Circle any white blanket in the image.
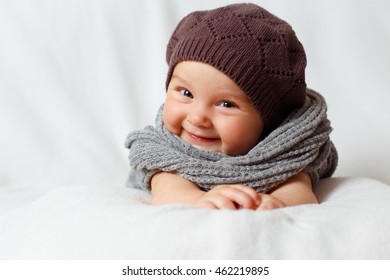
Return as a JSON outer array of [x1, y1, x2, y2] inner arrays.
[[1, 177, 389, 259]]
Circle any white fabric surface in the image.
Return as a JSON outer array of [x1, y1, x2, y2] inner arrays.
[[0, 0, 390, 259], [0, 177, 389, 259]]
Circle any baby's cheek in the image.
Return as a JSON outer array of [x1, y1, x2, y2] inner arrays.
[[220, 129, 244, 153], [162, 105, 182, 135], [221, 124, 259, 155]]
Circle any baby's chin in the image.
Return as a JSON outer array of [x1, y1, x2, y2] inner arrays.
[[178, 136, 223, 154], [184, 140, 222, 153]]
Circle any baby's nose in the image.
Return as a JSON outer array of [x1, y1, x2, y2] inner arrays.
[[187, 104, 212, 128]]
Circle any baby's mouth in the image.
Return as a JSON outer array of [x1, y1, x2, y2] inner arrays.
[[182, 129, 220, 146]]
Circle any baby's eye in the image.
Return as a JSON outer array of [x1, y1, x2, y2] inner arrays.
[[179, 88, 193, 98], [218, 101, 237, 108]]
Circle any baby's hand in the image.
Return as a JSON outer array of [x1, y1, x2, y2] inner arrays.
[[195, 184, 261, 210], [256, 194, 287, 211]]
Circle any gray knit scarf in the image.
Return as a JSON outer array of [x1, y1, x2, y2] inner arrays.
[[125, 89, 338, 193]]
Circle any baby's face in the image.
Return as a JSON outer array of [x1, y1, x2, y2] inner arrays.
[[163, 61, 264, 156]]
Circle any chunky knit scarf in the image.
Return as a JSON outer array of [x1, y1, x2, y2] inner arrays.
[[125, 89, 338, 193]]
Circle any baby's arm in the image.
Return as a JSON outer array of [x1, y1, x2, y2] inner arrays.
[[151, 172, 260, 210], [150, 172, 316, 211], [257, 172, 317, 210]]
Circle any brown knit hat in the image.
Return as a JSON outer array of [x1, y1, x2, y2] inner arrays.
[[166, 3, 307, 132]]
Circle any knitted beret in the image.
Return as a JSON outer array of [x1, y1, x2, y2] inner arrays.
[[166, 3, 307, 132]]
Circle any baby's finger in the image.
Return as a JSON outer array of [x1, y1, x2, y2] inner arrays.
[[223, 185, 261, 207], [197, 194, 238, 210], [197, 200, 218, 209], [256, 194, 286, 211], [209, 195, 240, 210], [217, 187, 259, 209]]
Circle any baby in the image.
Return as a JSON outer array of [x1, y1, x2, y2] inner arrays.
[[125, 3, 338, 211]]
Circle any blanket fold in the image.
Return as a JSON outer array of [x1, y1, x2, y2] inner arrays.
[[125, 89, 338, 193]]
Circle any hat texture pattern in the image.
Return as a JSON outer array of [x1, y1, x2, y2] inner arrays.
[[166, 3, 307, 131]]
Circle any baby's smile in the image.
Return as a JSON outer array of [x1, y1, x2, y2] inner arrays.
[[181, 128, 221, 151]]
